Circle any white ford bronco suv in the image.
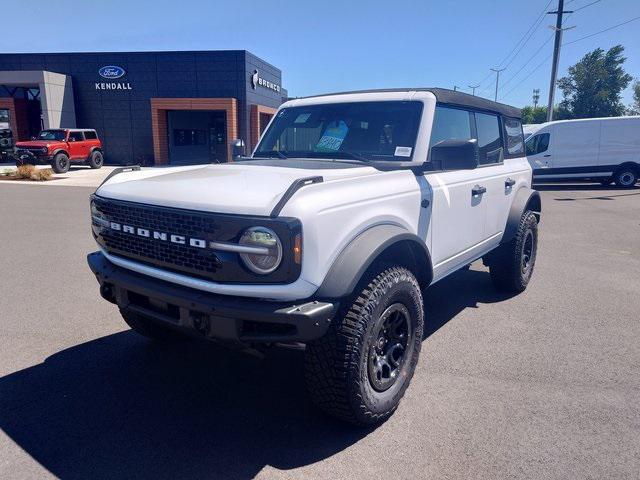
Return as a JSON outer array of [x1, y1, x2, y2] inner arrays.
[[88, 88, 540, 425]]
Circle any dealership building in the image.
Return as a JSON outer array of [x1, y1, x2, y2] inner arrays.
[[0, 50, 285, 165]]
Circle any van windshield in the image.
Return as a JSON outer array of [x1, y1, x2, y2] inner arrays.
[[38, 130, 66, 141], [254, 101, 423, 162]]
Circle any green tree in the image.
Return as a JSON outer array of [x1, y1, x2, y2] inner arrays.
[[521, 105, 570, 123], [557, 45, 632, 118], [628, 80, 640, 115]]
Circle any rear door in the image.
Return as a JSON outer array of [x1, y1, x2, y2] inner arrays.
[[525, 129, 552, 172]]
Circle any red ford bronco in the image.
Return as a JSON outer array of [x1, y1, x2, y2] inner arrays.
[[14, 128, 104, 173]]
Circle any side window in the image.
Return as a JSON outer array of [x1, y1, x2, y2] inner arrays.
[[475, 112, 502, 165], [69, 131, 84, 142], [84, 131, 97, 140], [429, 106, 472, 148], [536, 133, 550, 154], [525, 133, 550, 155], [504, 117, 524, 157]]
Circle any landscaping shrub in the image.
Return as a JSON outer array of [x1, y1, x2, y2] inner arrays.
[[15, 164, 36, 179], [30, 168, 53, 181]]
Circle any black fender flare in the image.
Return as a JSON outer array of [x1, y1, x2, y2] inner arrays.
[[51, 148, 69, 158], [502, 187, 541, 244], [316, 224, 432, 299], [87, 146, 103, 160]]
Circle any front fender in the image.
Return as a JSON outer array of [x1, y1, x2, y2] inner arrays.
[[316, 224, 432, 299]]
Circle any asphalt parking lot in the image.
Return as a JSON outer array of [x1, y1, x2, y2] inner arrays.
[[0, 182, 639, 479]]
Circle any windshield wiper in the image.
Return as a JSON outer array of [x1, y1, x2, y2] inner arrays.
[[335, 151, 371, 163], [255, 150, 288, 159]]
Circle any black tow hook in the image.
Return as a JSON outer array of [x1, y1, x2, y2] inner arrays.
[[99, 283, 116, 304], [191, 312, 211, 337]]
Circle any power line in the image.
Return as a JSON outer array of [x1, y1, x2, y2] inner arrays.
[[571, 0, 602, 13], [564, 15, 640, 45], [472, 0, 553, 88], [496, 0, 554, 69], [500, 54, 553, 100]]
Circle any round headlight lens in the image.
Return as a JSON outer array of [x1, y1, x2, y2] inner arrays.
[[41, 147, 48, 153], [238, 227, 283, 275]]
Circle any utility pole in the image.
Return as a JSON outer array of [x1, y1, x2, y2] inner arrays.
[[533, 88, 540, 108], [490, 68, 506, 102], [468, 83, 481, 96], [453, 85, 458, 91], [546, 0, 573, 121]]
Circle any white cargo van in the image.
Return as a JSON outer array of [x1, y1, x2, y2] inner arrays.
[[526, 116, 640, 187]]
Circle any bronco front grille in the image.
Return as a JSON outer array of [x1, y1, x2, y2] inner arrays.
[[91, 195, 302, 284]]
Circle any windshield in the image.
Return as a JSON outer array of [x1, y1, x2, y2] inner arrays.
[[38, 130, 66, 141], [254, 101, 423, 162]]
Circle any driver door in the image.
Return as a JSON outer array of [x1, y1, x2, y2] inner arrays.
[[423, 106, 490, 280]]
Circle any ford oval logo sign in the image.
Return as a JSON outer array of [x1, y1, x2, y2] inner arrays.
[[99, 66, 126, 79]]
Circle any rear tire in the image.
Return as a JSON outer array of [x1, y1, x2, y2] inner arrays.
[[613, 167, 638, 188], [487, 210, 538, 293], [120, 308, 185, 343], [305, 265, 424, 425], [51, 152, 70, 173], [88, 150, 104, 169]]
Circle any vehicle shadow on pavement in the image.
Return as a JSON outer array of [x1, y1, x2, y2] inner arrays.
[[0, 268, 504, 479], [423, 267, 516, 337], [0, 334, 371, 479]]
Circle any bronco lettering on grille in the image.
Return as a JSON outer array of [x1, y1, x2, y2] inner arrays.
[[108, 222, 206, 248]]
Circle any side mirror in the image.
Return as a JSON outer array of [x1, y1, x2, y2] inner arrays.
[[68, 137, 75, 142], [430, 139, 479, 170], [31, 136, 37, 140], [231, 139, 245, 159]]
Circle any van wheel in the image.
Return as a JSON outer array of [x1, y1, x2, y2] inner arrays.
[[305, 266, 424, 425], [613, 167, 638, 188], [488, 210, 538, 293], [51, 152, 70, 173], [88, 150, 104, 169]]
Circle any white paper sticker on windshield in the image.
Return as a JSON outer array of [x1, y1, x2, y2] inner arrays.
[[395, 146, 412, 157], [294, 113, 311, 124]]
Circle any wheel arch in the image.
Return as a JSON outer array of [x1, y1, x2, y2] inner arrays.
[[316, 224, 433, 299], [614, 162, 640, 174], [51, 148, 70, 158], [502, 187, 541, 244]]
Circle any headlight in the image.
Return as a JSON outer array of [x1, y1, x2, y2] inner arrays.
[[41, 147, 48, 153], [238, 226, 283, 275]]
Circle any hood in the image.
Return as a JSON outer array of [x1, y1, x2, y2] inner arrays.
[[15, 141, 56, 148], [96, 162, 381, 216]]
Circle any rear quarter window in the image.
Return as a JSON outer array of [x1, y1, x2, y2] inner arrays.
[[84, 131, 97, 140], [504, 117, 524, 157]]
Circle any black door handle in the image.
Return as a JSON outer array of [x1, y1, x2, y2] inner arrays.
[[543, 154, 551, 157], [505, 178, 516, 187], [472, 185, 487, 196]]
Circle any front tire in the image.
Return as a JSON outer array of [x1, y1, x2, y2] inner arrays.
[[88, 150, 104, 169], [613, 167, 638, 188], [305, 266, 424, 425], [487, 210, 538, 293], [51, 152, 70, 173]]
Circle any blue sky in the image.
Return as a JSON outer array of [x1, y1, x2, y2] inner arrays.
[[4, 0, 639, 107]]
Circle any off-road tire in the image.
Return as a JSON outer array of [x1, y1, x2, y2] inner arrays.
[[613, 166, 638, 188], [88, 150, 104, 169], [305, 266, 424, 425], [488, 210, 538, 293], [51, 152, 70, 173], [119, 308, 185, 343]]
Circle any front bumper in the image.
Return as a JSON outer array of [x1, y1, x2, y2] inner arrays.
[[87, 251, 337, 343], [14, 151, 52, 164]]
